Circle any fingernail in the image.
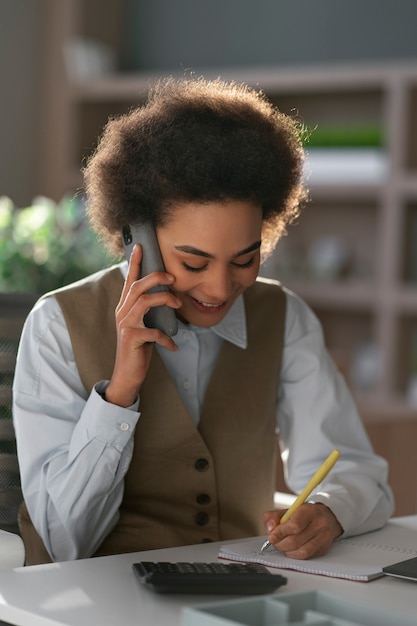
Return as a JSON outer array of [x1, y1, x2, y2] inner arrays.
[[266, 521, 275, 533]]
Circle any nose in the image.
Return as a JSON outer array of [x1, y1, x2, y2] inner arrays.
[[203, 266, 234, 302]]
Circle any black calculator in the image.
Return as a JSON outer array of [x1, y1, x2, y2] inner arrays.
[[132, 561, 287, 594]]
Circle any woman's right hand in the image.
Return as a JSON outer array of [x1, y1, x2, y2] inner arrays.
[[105, 244, 182, 407]]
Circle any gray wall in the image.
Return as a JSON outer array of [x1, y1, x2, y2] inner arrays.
[[124, 0, 417, 70], [0, 1, 42, 206], [2, 0, 417, 205]]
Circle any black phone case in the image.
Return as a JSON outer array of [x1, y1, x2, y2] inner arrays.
[[122, 224, 178, 336]]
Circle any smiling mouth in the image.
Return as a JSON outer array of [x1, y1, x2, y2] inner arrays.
[[191, 297, 227, 310]]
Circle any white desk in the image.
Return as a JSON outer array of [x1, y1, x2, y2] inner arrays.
[[0, 517, 416, 626]]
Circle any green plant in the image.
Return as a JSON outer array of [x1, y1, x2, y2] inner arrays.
[[305, 123, 384, 148], [0, 195, 115, 293]]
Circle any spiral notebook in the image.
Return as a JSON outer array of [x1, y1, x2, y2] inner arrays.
[[219, 519, 417, 582]]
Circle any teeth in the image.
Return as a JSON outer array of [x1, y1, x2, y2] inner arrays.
[[199, 300, 222, 308]]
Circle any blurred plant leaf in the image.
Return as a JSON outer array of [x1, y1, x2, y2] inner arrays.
[[0, 195, 116, 294]]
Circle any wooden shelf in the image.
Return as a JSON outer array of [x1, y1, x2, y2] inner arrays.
[[34, 0, 417, 516], [266, 280, 379, 310], [39, 0, 417, 417], [67, 61, 417, 98]]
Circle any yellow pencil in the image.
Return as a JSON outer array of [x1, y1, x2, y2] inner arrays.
[[260, 449, 341, 553]]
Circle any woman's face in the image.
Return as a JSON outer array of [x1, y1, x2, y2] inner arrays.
[[157, 199, 263, 327]]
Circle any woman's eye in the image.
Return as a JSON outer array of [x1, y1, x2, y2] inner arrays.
[[232, 257, 256, 269], [181, 256, 256, 272], [182, 262, 207, 273]]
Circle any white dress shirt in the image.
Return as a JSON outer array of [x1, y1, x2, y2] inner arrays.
[[13, 264, 394, 561]]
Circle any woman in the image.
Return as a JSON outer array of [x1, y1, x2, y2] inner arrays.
[[13, 77, 393, 565]]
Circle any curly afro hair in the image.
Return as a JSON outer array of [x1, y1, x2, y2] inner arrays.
[[83, 76, 307, 261]]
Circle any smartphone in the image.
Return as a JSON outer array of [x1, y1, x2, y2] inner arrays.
[[122, 223, 178, 337]]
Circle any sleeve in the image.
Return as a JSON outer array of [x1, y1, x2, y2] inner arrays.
[[277, 289, 394, 536], [12, 296, 140, 561]]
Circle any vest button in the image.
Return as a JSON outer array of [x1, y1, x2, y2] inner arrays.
[[194, 511, 210, 526], [196, 493, 211, 506], [194, 458, 209, 472]]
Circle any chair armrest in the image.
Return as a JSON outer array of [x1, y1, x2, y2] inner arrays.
[[0, 529, 25, 568]]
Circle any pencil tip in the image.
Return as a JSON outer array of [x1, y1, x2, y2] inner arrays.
[[260, 540, 270, 554]]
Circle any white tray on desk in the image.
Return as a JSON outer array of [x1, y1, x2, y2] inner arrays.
[[183, 589, 417, 626]]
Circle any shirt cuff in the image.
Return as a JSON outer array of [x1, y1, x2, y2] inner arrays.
[[74, 381, 141, 451], [95, 380, 140, 411]]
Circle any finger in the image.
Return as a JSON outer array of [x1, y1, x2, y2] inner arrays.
[[142, 327, 179, 352], [266, 505, 312, 544], [268, 505, 339, 559], [118, 324, 179, 353], [133, 270, 176, 294], [118, 271, 180, 324], [277, 526, 333, 560], [263, 510, 284, 533], [122, 290, 182, 324], [121, 245, 176, 301], [267, 522, 316, 558], [119, 244, 143, 306]]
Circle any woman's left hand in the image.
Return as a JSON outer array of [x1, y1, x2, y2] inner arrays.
[[262, 503, 343, 559]]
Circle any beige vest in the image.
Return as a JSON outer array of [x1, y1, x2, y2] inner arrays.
[[19, 267, 286, 563]]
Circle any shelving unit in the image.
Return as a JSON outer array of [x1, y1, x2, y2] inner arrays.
[[39, 0, 417, 513]]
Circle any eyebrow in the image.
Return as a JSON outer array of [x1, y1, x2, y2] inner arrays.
[[174, 240, 262, 259]]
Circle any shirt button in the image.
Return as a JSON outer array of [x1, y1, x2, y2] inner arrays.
[[120, 422, 130, 431], [183, 332, 190, 340], [182, 380, 191, 390], [196, 493, 211, 506], [194, 458, 209, 472], [194, 512, 209, 526]]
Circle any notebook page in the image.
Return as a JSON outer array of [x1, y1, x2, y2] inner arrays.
[[219, 520, 417, 581]]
